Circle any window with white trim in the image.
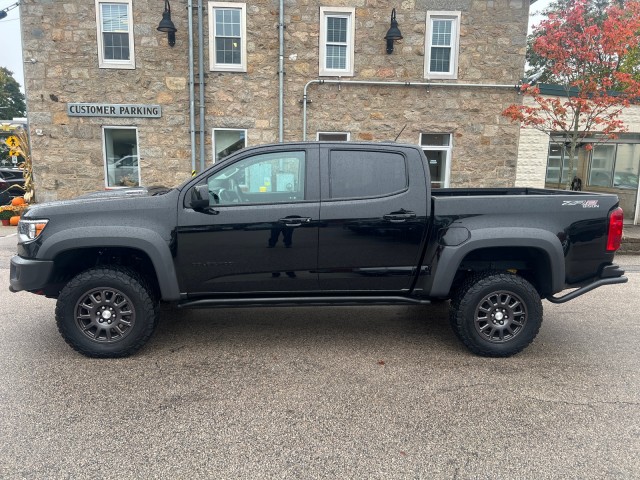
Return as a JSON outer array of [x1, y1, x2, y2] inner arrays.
[[424, 11, 460, 79], [95, 0, 135, 69], [420, 133, 452, 188], [589, 143, 640, 189], [317, 132, 350, 141], [213, 128, 247, 163], [319, 7, 355, 77], [209, 2, 247, 72], [103, 127, 140, 188]]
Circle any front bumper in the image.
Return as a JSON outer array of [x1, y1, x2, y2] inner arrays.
[[546, 264, 628, 304], [9, 255, 55, 293]]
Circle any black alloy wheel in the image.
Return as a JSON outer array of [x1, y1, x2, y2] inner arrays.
[[74, 287, 136, 343], [473, 290, 528, 343]]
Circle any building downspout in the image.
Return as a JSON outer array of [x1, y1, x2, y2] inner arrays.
[[634, 182, 640, 225], [302, 79, 520, 141], [198, 0, 206, 171], [187, 0, 196, 173], [278, 0, 285, 143]]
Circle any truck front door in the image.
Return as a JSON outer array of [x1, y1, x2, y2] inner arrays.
[[176, 146, 320, 295]]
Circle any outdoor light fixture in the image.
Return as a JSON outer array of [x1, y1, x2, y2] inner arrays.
[[0, 2, 20, 21], [157, 0, 177, 47], [384, 8, 403, 54]]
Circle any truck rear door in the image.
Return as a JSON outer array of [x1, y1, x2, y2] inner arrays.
[[317, 145, 429, 292]]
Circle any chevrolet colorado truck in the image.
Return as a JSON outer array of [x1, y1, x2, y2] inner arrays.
[[9, 142, 628, 358]]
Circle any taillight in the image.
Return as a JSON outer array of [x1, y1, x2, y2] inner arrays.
[[606, 207, 624, 251]]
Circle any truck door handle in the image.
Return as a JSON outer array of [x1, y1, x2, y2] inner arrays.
[[278, 216, 312, 227], [383, 212, 416, 223]]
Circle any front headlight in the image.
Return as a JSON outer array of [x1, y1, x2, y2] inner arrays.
[[18, 219, 49, 242]]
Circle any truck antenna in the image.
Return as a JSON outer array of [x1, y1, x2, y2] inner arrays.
[[394, 124, 407, 142]]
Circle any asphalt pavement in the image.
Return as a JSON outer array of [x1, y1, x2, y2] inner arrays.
[[0, 230, 639, 479]]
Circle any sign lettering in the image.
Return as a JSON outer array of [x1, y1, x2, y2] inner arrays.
[[67, 103, 162, 118]]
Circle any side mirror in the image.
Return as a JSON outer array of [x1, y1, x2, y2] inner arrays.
[[190, 184, 210, 210]]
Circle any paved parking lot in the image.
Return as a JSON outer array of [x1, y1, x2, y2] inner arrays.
[[1, 233, 639, 479]]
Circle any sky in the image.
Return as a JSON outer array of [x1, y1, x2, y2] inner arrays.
[[0, 0, 23, 90], [0, 0, 553, 95]]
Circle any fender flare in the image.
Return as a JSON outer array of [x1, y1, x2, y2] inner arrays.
[[428, 227, 565, 298], [38, 226, 181, 301]]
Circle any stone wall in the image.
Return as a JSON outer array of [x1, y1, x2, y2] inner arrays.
[[21, 0, 529, 201]]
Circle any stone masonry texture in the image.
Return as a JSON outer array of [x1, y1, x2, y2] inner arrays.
[[20, 0, 529, 201]]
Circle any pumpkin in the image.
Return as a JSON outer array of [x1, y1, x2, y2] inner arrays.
[[9, 215, 20, 226], [11, 197, 25, 206]]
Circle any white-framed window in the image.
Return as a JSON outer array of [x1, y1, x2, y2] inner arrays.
[[317, 132, 350, 141], [213, 128, 247, 163], [209, 2, 247, 72], [545, 142, 570, 185], [319, 6, 355, 77], [424, 11, 461, 80], [95, 0, 135, 69], [589, 143, 640, 189], [102, 126, 140, 188], [420, 133, 452, 188]]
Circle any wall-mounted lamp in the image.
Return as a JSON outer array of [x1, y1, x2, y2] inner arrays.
[[384, 8, 403, 54], [157, 0, 177, 47]]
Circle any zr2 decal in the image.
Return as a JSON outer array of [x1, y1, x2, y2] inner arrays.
[[562, 200, 600, 208]]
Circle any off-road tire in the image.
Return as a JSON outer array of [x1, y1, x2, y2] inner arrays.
[[55, 267, 159, 358], [450, 271, 542, 357]]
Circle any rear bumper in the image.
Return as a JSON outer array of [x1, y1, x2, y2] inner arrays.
[[9, 255, 54, 293], [546, 264, 627, 304]]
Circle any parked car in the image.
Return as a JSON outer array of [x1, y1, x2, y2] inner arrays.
[[0, 168, 25, 205]]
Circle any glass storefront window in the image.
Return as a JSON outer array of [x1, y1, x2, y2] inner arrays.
[[545, 142, 575, 185], [589, 145, 616, 187], [613, 144, 640, 189], [103, 127, 139, 188]]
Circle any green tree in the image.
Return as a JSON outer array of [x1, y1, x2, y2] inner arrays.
[[0, 67, 26, 119]]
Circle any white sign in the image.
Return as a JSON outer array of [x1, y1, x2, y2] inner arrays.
[[67, 103, 162, 118]]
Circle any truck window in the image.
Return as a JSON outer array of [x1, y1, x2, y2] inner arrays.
[[206, 151, 306, 205], [329, 150, 407, 199]]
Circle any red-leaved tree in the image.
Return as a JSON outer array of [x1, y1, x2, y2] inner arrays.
[[503, 0, 640, 189]]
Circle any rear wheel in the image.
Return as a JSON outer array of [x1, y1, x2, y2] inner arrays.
[[450, 272, 542, 357], [55, 267, 159, 358]]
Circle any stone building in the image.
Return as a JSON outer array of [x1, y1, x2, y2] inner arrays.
[[20, 0, 532, 202]]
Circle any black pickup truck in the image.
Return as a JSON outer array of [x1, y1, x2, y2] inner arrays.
[[9, 142, 628, 358]]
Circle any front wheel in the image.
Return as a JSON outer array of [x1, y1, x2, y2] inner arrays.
[[55, 267, 159, 358], [450, 272, 543, 357]]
